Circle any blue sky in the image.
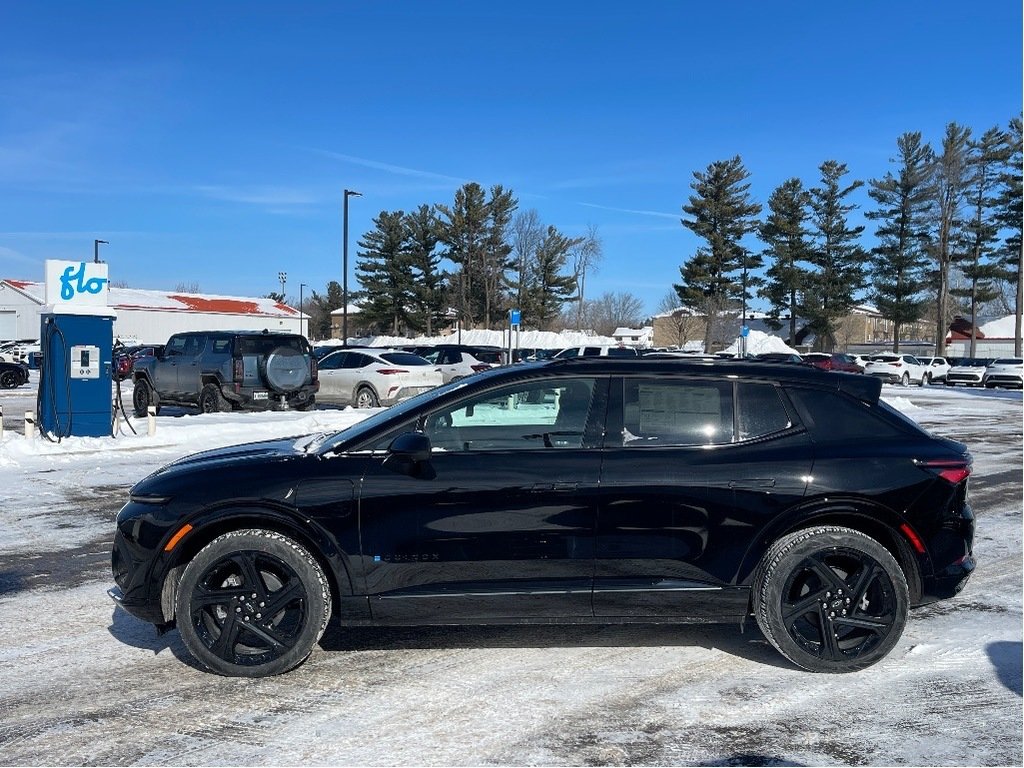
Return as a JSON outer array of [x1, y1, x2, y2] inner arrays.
[[1, 2, 1020, 318]]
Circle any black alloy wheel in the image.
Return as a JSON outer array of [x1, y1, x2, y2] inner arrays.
[[199, 383, 230, 414], [0, 369, 17, 389], [175, 529, 331, 677], [754, 526, 909, 673], [132, 380, 159, 417]]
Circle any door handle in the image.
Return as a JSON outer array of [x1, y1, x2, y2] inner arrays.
[[729, 478, 776, 489], [531, 482, 579, 492]]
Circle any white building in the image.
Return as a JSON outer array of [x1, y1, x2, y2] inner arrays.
[[611, 326, 653, 348], [0, 279, 304, 343]]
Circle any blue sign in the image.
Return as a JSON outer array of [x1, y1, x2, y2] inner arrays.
[[509, 309, 521, 326], [740, 325, 750, 337], [45, 259, 110, 307]]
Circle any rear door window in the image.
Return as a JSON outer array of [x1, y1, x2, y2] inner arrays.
[[621, 378, 734, 446], [737, 383, 792, 440]]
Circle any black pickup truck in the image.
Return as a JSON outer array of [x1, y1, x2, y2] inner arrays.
[[131, 330, 318, 415]]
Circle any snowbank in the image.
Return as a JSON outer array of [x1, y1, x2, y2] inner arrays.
[[347, 329, 618, 349], [721, 329, 800, 356]]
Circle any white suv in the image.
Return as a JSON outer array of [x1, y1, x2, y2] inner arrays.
[[864, 354, 927, 386], [553, 345, 640, 359], [983, 358, 1023, 389], [919, 357, 951, 384]]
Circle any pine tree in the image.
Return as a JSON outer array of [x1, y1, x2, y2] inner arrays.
[[804, 160, 867, 351], [438, 183, 489, 329], [759, 178, 811, 344], [533, 226, 581, 329], [996, 117, 1023, 356], [953, 126, 1011, 357], [866, 133, 934, 352], [309, 281, 343, 340], [928, 123, 973, 355], [404, 204, 446, 335], [674, 156, 762, 352], [355, 210, 416, 335], [482, 184, 518, 329]]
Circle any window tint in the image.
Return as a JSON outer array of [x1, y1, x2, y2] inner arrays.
[[608, 347, 638, 357], [555, 348, 579, 358], [472, 350, 503, 364], [787, 387, 904, 440], [209, 337, 231, 354], [236, 336, 308, 355], [424, 378, 597, 451], [583, 347, 600, 356], [319, 352, 346, 370], [737, 383, 792, 440], [165, 336, 186, 356], [343, 353, 369, 369], [380, 352, 430, 366], [622, 379, 734, 446]]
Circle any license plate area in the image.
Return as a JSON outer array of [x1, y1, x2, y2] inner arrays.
[[253, 391, 269, 401]]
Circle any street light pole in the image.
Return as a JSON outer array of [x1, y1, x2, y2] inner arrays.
[[94, 239, 108, 264], [299, 282, 307, 339], [342, 189, 362, 345], [278, 271, 287, 299]]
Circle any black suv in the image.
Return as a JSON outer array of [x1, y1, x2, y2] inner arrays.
[[131, 330, 318, 416], [111, 358, 974, 677]]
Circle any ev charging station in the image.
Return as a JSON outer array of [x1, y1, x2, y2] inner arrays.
[[37, 260, 115, 438]]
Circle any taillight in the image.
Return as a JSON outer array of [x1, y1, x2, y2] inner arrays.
[[232, 357, 243, 382], [376, 368, 408, 375], [919, 458, 972, 485], [892, 362, 902, 367]]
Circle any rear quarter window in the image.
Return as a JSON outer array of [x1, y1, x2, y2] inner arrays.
[[737, 383, 792, 440], [236, 336, 309, 356], [787, 387, 908, 440]]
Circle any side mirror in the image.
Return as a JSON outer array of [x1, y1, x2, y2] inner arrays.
[[388, 431, 432, 462], [382, 431, 434, 478]]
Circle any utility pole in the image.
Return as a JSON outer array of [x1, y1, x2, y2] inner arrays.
[[94, 239, 108, 264], [342, 189, 362, 345]]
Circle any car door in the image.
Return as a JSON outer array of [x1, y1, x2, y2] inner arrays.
[[177, 333, 208, 401], [316, 351, 349, 403], [356, 375, 608, 621], [157, 334, 188, 398], [594, 375, 812, 619]]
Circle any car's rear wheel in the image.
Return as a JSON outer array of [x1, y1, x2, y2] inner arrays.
[[132, 379, 160, 417], [900, 372, 910, 386], [199, 383, 231, 413], [753, 525, 909, 673], [0, 369, 17, 389], [175, 529, 331, 677], [355, 386, 379, 408]]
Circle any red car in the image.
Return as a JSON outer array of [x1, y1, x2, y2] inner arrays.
[[802, 352, 864, 374]]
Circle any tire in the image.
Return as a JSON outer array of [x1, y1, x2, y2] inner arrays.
[[354, 386, 379, 409], [175, 529, 331, 677], [918, 372, 926, 387], [752, 525, 909, 673], [132, 379, 160, 418], [262, 347, 310, 393], [199, 383, 231, 414], [0, 369, 17, 389], [900, 372, 910, 386]]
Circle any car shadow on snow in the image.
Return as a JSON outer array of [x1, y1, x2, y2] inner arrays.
[[987, 641, 1023, 696], [107, 606, 205, 672], [319, 621, 796, 670]]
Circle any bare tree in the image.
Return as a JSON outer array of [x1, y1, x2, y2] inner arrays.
[[655, 290, 703, 348], [575, 291, 644, 336], [571, 225, 603, 329], [510, 209, 545, 320], [174, 281, 201, 294]]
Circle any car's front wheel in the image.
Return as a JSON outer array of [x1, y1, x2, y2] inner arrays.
[[175, 529, 331, 677], [0, 369, 18, 389], [900, 372, 910, 386], [132, 379, 160, 417], [753, 525, 909, 673]]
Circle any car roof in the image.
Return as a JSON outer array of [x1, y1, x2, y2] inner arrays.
[[485, 357, 884, 404]]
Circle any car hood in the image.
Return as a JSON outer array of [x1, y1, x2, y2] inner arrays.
[[130, 434, 323, 499]]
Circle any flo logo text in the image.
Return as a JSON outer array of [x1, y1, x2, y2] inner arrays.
[[60, 262, 108, 301]]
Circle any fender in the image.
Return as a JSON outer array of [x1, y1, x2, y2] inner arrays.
[[734, 494, 928, 601], [154, 500, 358, 623]]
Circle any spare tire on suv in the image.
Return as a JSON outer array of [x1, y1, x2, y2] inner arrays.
[[261, 346, 311, 392]]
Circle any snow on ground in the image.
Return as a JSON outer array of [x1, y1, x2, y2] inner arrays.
[[334, 328, 619, 350], [0, 375, 1020, 765], [721, 329, 800, 356], [979, 314, 1022, 339]]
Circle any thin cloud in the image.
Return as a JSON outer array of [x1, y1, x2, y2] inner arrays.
[[310, 149, 468, 185], [195, 185, 321, 206], [576, 202, 679, 220]]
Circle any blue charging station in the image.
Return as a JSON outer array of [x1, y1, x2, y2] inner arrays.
[[38, 309, 115, 438]]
